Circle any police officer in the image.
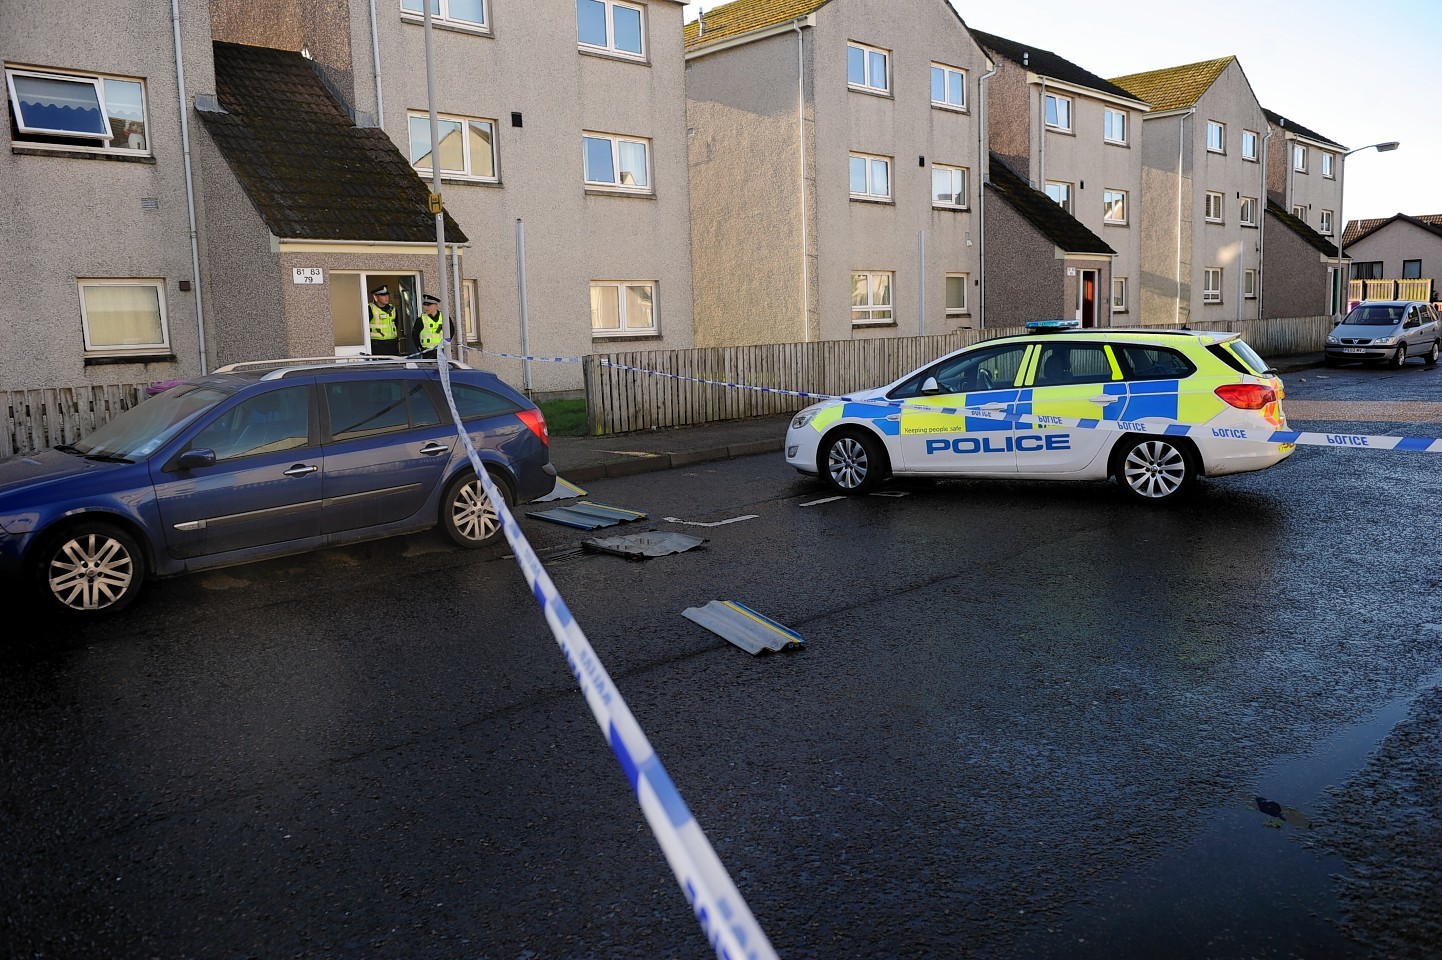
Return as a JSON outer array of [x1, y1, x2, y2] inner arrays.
[[367, 285, 400, 356], [411, 293, 446, 359]]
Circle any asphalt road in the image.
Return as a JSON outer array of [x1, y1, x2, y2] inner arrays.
[[2, 362, 1440, 959]]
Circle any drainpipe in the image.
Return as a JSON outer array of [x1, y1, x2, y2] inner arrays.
[[794, 18, 812, 340], [1259, 128, 1273, 320], [170, 0, 208, 374], [1037, 74, 1046, 189], [977, 60, 996, 328], [1175, 108, 1195, 325], [368, 0, 385, 127], [516, 219, 532, 392]]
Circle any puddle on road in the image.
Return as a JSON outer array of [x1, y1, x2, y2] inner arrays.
[[1013, 665, 1442, 959]]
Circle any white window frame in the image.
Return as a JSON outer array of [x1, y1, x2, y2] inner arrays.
[[1205, 191, 1224, 223], [930, 62, 965, 110], [850, 152, 891, 201], [1322, 152, 1335, 178], [1203, 267, 1223, 304], [1103, 189, 1128, 224], [851, 270, 894, 326], [1293, 143, 1308, 172], [1292, 204, 1306, 221], [1112, 277, 1128, 313], [945, 273, 969, 317], [460, 278, 480, 342], [1045, 93, 1072, 131], [1103, 109, 1127, 144], [6, 66, 150, 156], [1244, 269, 1257, 300], [931, 164, 968, 209], [583, 131, 652, 192], [577, 0, 646, 59], [590, 281, 658, 337], [1240, 196, 1258, 227], [78, 279, 171, 355], [408, 111, 498, 181], [1241, 129, 1259, 161], [1045, 181, 1072, 214], [1206, 120, 1225, 153], [847, 41, 889, 94], [401, 0, 488, 31], [1320, 209, 1334, 235]]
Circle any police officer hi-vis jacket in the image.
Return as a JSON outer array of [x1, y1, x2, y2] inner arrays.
[[412, 294, 445, 358], [367, 285, 400, 356]]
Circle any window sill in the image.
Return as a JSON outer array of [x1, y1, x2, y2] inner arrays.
[[852, 321, 896, 329], [584, 187, 656, 199], [424, 174, 501, 188], [931, 103, 969, 115], [848, 85, 893, 101], [12, 145, 155, 163], [1045, 125, 1075, 137], [84, 352, 177, 366], [850, 196, 894, 206], [399, 14, 492, 38], [578, 46, 650, 67], [1103, 220, 1129, 227], [1103, 139, 1129, 148], [594, 332, 661, 343], [932, 204, 970, 212]]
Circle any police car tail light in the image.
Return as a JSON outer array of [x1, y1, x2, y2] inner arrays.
[[1214, 383, 1277, 410], [517, 408, 549, 445]]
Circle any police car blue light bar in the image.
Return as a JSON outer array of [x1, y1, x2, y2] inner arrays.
[[1025, 319, 1082, 333]]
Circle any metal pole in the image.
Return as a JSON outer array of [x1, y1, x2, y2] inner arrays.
[[423, 3, 450, 348], [516, 218, 532, 393], [918, 230, 926, 336], [171, 0, 208, 374]]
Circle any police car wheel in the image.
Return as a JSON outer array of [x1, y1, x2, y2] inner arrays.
[[36, 521, 147, 615], [822, 430, 887, 495], [1115, 436, 1194, 503], [441, 470, 512, 547]]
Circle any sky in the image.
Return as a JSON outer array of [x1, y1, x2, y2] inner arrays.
[[681, 0, 1439, 227]]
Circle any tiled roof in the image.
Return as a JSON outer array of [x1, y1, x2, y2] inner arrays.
[[970, 30, 1143, 104], [684, 0, 830, 48], [1268, 200, 1339, 257], [1344, 213, 1442, 247], [1262, 108, 1343, 149], [201, 42, 466, 244], [987, 154, 1114, 256], [1109, 56, 1234, 112]]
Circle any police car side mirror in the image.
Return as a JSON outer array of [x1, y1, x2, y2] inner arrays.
[[921, 376, 941, 394]]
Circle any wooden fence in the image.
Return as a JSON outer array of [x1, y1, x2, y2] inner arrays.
[[4, 384, 152, 457], [583, 315, 1336, 435]]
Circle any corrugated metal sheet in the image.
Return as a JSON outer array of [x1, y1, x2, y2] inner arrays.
[[682, 600, 805, 655], [528, 501, 648, 530], [533, 477, 587, 502], [582, 532, 706, 560]]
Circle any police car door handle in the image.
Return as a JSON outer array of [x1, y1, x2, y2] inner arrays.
[[283, 463, 319, 477], [419, 442, 450, 457], [1089, 395, 1121, 405]]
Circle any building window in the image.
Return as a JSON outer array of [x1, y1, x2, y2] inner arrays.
[[1206, 120, 1225, 153], [1242, 129, 1259, 161], [1292, 204, 1306, 220], [932, 164, 967, 208], [1403, 259, 1422, 279], [1320, 209, 1334, 235], [1103, 189, 1128, 224], [1240, 196, 1258, 226], [1112, 277, 1127, 312], [930, 63, 965, 109], [1045, 181, 1072, 214], [1351, 261, 1384, 280], [401, 0, 487, 30], [1293, 143, 1307, 172], [851, 271, 893, 325], [1204, 267, 1223, 303], [847, 42, 889, 94], [583, 132, 650, 191], [577, 0, 645, 58], [78, 280, 170, 354], [460, 278, 479, 342], [409, 112, 497, 180], [850, 152, 891, 200], [6, 67, 148, 154], [1205, 191, 1224, 223], [1045, 93, 1072, 131], [1244, 269, 1257, 299], [1322, 152, 1334, 178], [945, 273, 968, 317], [590, 281, 656, 336], [1104, 109, 1127, 144]]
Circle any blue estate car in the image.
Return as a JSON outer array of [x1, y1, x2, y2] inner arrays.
[[0, 357, 555, 616]]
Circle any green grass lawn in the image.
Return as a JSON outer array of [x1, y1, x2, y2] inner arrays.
[[538, 398, 588, 436]]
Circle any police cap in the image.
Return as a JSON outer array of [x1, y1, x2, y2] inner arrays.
[[422, 294, 441, 305], [370, 285, 389, 296]]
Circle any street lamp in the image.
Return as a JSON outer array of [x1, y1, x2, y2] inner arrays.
[[1338, 140, 1400, 312]]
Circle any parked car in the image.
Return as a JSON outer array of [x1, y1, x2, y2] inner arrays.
[[1324, 300, 1442, 368], [0, 357, 555, 616], [786, 324, 1293, 503]]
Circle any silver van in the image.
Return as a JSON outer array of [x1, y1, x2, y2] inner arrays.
[[1325, 300, 1442, 367]]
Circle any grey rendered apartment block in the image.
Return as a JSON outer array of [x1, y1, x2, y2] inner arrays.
[[971, 30, 1146, 326], [2, 0, 217, 391], [1111, 57, 1276, 326], [684, 0, 990, 346]]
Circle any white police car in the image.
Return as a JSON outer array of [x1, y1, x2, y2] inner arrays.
[[785, 323, 1294, 503]]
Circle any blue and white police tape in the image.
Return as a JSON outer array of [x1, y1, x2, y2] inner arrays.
[[477, 348, 1442, 454], [436, 343, 779, 960]]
